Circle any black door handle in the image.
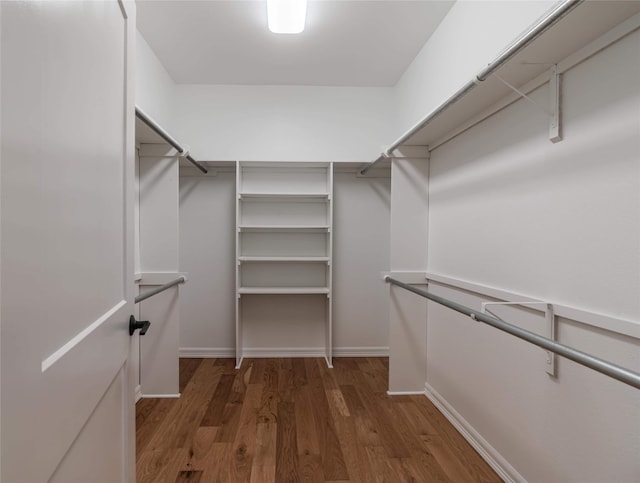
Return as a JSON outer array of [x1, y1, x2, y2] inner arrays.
[[129, 315, 151, 336]]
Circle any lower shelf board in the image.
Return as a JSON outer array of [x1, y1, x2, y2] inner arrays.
[[238, 287, 330, 295]]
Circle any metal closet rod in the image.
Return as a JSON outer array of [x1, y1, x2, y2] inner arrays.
[[360, 0, 584, 176], [384, 276, 640, 390], [135, 276, 186, 304], [135, 106, 208, 174]]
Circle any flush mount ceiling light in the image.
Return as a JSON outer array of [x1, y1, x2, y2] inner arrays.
[[267, 0, 308, 34]]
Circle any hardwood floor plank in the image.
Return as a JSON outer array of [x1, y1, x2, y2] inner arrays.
[[200, 442, 234, 482], [257, 358, 279, 424], [306, 359, 350, 481], [292, 357, 308, 387], [213, 402, 243, 443], [277, 357, 295, 403], [354, 386, 411, 459], [353, 413, 383, 447], [230, 359, 252, 405], [294, 385, 321, 456], [175, 470, 203, 482], [414, 397, 500, 482], [251, 422, 277, 483], [275, 401, 300, 482], [230, 383, 263, 482], [214, 357, 236, 374], [184, 427, 218, 471], [339, 384, 365, 414], [394, 402, 451, 482], [332, 414, 369, 483], [326, 388, 351, 418], [137, 448, 189, 483], [137, 358, 501, 483], [364, 445, 401, 483], [422, 434, 482, 483], [298, 453, 325, 483], [396, 400, 439, 436], [200, 373, 234, 427], [179, 359, 202, 393], [356, 358, 388, 394], [136, 397, 176, 456], [145, 361, 223, 451], [248, 358, 266, 384], [317, 356, 339, 391]]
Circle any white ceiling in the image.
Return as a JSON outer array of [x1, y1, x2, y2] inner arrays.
[[136, 0, 455, 87]]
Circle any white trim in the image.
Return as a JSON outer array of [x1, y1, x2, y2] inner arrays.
[[41, 300, 127, 372], [140, 393, 181, 399], [179, 347, 235, 358], [179, 347, 389, 359], [424, 382, 525, 483], [333, 346, 389, 357], [242, 347, 325, 358], [134, 385, 142, 403], [382, 271, 428, 284], [387, 390, 426, 396], [426, 272, 640, 340], [389, 145, 430, 159]]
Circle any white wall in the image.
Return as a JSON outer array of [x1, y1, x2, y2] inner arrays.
[[178, 168, 391, 356], [136, 27, 396, 163], [392, 0, 555, 142], [423, 30, 640, 482], [135, 30, 175, 133], [332, 169, 391, 354], [178, 170, 236, 354], [172, 85, 395, 163]]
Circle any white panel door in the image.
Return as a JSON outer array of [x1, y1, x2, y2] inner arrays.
[[1, 1, 136, 481]]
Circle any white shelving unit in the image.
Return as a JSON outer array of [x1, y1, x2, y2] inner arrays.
[[235, 161, 333, 368]]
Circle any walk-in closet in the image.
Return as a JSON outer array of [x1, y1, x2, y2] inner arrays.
[[1, 1, 639, 482]]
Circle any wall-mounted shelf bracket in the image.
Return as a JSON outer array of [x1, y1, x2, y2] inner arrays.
[[480, 301, 556, 377], [492, 63, 562, 144], [549, 64, 562, 143]]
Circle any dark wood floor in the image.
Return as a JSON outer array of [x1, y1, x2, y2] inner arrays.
[[136, 357, 501, 482]]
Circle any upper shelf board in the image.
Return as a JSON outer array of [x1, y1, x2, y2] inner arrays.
[[400, 1, 640, 149], [239, 192, 330, 200]]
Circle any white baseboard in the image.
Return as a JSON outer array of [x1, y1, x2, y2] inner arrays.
[[179, 346, 389, 358], [140, 393, 181, 399], [333, 346, 389, 357], [179, 347, 235, 358], [387, 390, 426, 396], [242, 347, 326, 358], [424, 382, 525, 483], [135, 384, 142, 403]]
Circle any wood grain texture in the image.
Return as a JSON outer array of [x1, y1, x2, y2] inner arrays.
[[137, 358, 501, 482]]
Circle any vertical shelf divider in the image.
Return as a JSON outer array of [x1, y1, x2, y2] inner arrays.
[[235, 160, 243, 369]]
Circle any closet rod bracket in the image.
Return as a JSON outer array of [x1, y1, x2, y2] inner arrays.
[[481, 301, 556, 377]]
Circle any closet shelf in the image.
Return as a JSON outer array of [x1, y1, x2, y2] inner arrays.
[[238, 256, 330, 263], [363, 1, 640, 165], [236, 160, 334, 369], [238, 225, 330, 233], [239, 192, 330, 200], [238, 287, 330, 295]]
